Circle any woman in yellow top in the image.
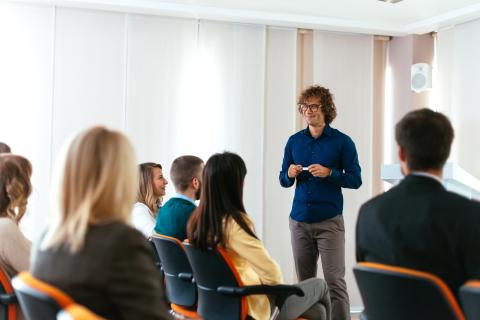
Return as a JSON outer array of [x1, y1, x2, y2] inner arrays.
[[188, 151, 331, 320]]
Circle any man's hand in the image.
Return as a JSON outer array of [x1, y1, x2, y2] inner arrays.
[[288, 164, 303, 179], [308, 164, 332, 178]]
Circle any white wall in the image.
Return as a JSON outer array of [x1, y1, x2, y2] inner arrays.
[[437, 19, 480, 182], [0, 3, 55, 239], [0, 3, 291, 243], [314, 31, 374, 309]]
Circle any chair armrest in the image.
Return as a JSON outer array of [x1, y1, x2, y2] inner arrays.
[[0, 293, 17, 304], [178, 272, 194, 282], [217, 284, 304, 297]]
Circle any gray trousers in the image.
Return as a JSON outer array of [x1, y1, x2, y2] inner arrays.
[[289, 215, 350, 320], [275, 277, 331, 320]]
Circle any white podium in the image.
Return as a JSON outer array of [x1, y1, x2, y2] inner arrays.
[[381, 162, 480, 200]]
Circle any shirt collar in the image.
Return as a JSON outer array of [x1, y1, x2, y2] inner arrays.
[[172, 193, 196, 205], [410, 171, 443, 185], [302, 124, 332, 138]]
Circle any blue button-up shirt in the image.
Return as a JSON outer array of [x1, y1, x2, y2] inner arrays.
[[279, 125, 362, 223]]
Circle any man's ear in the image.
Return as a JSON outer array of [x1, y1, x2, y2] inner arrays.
[[398, 146, 406, 162], [192, 177, 199, 189]]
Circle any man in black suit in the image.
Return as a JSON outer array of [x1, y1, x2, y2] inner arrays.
[[356, 108, 480, 297]]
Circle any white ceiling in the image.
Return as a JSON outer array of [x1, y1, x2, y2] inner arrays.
[[21, 0, 480, 35]]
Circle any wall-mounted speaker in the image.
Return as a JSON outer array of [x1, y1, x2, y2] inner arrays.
[[411, 63, 432, 93]]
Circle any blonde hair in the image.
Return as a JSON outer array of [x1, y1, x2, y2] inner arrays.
[[0, 154, 32, 224], [137, 162, 162, 217], [43, 126, 138, 253]]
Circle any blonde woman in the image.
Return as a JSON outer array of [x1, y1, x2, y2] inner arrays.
[[31, 126, 171, 319], [0, 154, 32, 278], [132, 162, 168, 237]]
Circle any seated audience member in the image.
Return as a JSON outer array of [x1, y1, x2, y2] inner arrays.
[[133, 162, 168, 237], [188, 152, 331, 320], [155, 155, 203, 240], [31, 126, 171, 319], [0, 142, 11, 154], [0, 154, 32, 277], [356, 108, 480, 298]]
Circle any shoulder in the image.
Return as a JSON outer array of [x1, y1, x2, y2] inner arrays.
[[330, 127, 355, 144], [163, 198, 195, 210], [358, 187, 397, 220], [90, 222, 147, 248], [225, 214, 254, 236], [132, 202, 150, 214], [287, 130, 307, 143], [443, 191, 480, 213], [0, 217, 22, 236]]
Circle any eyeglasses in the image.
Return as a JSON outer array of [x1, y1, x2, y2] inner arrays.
[[298, 103, 320, 113]]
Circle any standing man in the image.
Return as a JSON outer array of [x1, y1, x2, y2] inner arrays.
[[155, 155, 203, 241], [356, 108, 480, 298], [280, 85, 362, 320]]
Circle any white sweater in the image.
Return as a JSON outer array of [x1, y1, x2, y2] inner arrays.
[[131, 202, 156, 237]]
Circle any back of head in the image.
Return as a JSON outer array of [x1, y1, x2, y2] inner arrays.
[[170, 155, 203, 192], [138, 162, 163, 213], [44, 126, 138, 253], [0, 154, 32, 224], [187, 151, 256, 250], [0, 142, 11, 154], [395, 108, 454, 171]]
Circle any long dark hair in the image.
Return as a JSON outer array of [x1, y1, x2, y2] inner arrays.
[[187, 152, 257, 251]]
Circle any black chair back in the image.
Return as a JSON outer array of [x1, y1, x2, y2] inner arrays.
[[354, 262, 464, 320], [460, 280, 480, 320], [151, 234, 196, 307], [184, 242, 245, 320], [12, 272, 71, 320]]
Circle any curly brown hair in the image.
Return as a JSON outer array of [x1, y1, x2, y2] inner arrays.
[[0, 154, 32, 224], [297, 85, 337, 124]]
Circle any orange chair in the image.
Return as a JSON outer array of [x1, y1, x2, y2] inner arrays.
[[57, 304, 104, 320], [11, 272, 102, 320], [354, 262, 465, 320], [460, 280, 480, 320], [151, 234, 200, 319], [0, 266, 16, 320], [184, 242, 307, 320]]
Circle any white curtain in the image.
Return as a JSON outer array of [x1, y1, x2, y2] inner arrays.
[[313, 31, 374, 310], [437, 20, 480, 180], [0, 3, 55, 239], [0, 4, 299, 242], [126, 17, 266, 233], [263, 26, 297, 283]]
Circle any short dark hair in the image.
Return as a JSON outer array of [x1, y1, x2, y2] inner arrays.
[[0, 142, 11, 154], [297, 85, 337, 124], [395, 108, 454, 171], [170, 155, 204, 192]]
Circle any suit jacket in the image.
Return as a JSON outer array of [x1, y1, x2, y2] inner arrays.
[[31, 222, 171, 320], [356, 174, 480, 297]]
